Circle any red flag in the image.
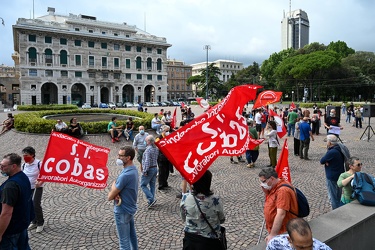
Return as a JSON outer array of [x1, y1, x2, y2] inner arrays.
[[253, 90, 282, 109], [276, 139, 291, 183], [248, 137, 265, 150], [195, 97, 210, 109], [38, 132, 110, 189], [290, 102, 296, 110], [181, 102, 186, 108], [268, 109, 287, 138], [170, 107, 177, 129], [156, 85, 262, 184]]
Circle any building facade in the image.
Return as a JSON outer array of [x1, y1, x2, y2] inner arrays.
[[191, 59, 243, 83], [166, 60, 193, 100], [0, 64, 20, 108], [12, 7, 171, 106], [281, 9, 309, 50]]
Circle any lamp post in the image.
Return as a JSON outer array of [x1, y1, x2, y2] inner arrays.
[[292, 91, 294, 102], [204, 45, 211, 100]]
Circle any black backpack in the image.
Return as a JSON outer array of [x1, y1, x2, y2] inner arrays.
[[281, 184, 310, 217]]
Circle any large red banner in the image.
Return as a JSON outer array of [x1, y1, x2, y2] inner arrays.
[[38, 132, 110, 189], [268, 108, 287, 138], [252, 90, 282, 109], [276, 139, 291, 183], [156, 85, 261, 184]]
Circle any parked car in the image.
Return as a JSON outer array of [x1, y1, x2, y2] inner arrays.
[[166, 100, 174, 106], [151, 102, 160, 107], [116, 102, 123, 108], [92, 103, 98, 108], [133, 102, 139, 108], [144, 102, 152, 107], [173, 102, 181, 106], [99, 103, 109, 108], [81, 103, 92, 109], [159, 102, 168, 107], [108, 102, 116, 109], [123, 102, 134, 108]]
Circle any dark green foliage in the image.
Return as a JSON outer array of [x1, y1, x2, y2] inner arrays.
[[17, 104, 79, 111]]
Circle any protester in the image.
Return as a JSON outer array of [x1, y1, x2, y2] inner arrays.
[[259, 167, 298, 243], [265, 120, 279, 168], [255, 109, 263, 138], [107, 116, 123, 143], [156, 125, 173, 191], [355, 106, 362, 129], [141, 135, 159, 208], [287, 109, 298, 137], [246, 120, 260, 168], [266, 218, 332, 250], [180, 170, 225, 249], [337, 156, 362, 205], [108, 146, 139, 250], [124, 117, 134, 141], [22, 146, 44, 233], [151, 113, 163, 134], [294, 117, 302, 156], [299, 117, 314, 160], [0, 153, 34, 249], [133, 126, 149, 172], [68, 117, 83, 138], [0, 113, 14, 135], [320, 134, 345, 210], [311, 110, 320, 135], [54, 119, 68, 133], [324, 109, 343, 136]]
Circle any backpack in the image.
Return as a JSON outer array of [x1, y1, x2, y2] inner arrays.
[[351, 172, 375, 206], [281, 184, 310, 217], [337, 142, 350, 171], [22, 160, 41, 170]]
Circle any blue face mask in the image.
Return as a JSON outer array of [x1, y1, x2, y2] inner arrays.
[[140, 130, 145, 135], [1, 171, 8, 177], [144, 140, 147, 146]]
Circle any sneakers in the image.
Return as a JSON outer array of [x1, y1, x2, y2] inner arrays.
[[230, 160, 238, 164], [112, 138, 115, 143], [115, 137, 120, 142], [36, 225, 44, 233], [28, 223, 37, 230], [238, 157, 246, 163], [247, 163, 254, 168], [148, 199, 157, 209]]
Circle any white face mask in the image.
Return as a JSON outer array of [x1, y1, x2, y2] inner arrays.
[[260, 180, 272, 190], [330, 113, 335, 117], [165, 131, 170, 136], [116, 159, 124, 167]]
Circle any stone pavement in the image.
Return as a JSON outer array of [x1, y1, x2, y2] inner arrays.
[[0, 107, 375, 249]]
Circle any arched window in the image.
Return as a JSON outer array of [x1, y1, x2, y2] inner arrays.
[[157, 59, 162, 71], [136, 57, 142, 70], [60, 50, 68, 65], [28, 47, 37, 63], [45, 49, 53, 64], [147, 58, 152, 70]]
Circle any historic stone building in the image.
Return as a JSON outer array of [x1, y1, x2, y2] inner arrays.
[[12, 7, 171, 105], [191, 59, 243, 83], [166, 60, 193, 101], [0, 64, 20, 108]]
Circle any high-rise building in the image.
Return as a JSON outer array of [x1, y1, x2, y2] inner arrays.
[[281, 9, 309, 50], [12, 7, 171, 105], [166, 60, 193, 100]]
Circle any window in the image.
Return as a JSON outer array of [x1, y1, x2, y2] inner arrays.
[[75, 28, 80, 31], [102, 57, 107, 67], [29, 69, 37, 76], [147, 47, 152, 53], [114, 73, 120, 79], [89, 56, 95, 67], [136, 46, 142, 52], [88, 41, 95, 48], [125, 45, 131, 51], [136, 57, 141, 70], [89, 72, 96, 78], [102, 72, 108, 78], [125, 59, 131, 69], [75, 71, 82, 77], [60, 50, 68, 65], [136, 74, 142, 80], [60, 38, 67, 45], [28, 47, 37, 63], [45, 70, 53, 77], [102, 31, 106, 35], [157, 49, 162, 54], [114, 44, 120, 50], [45, 36, 52, 43], [114, 58, 119, 68], [147, 58, 152, 70], [157, 59, 162, 71], [125, 73, 131, 79], [61, 71, 68, 77], [147, 75, 152, 80], [45, 49, 53, 64], [157, 75, 162, 81], [114, 33, 118, 36], [126, 34, 130, 38], [101, 43, 107, 49], [12, 84, 20, 91], [29, 35, 36, 42], [75, 55, 81, 66], [74, 40, 81, 46], [88, 29, 93, 33]]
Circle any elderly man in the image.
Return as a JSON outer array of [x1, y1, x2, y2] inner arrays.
[[133, 126, 149, 171], [141, 135, 159, 208], [0, 153, 34, 249], [267, 218, 332, 250], [259, 167, 298, 243], [324, 109, 343, 136], [320, 134, 345, 210]]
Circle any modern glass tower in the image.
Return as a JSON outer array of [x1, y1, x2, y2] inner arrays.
[[281, 9, 310, 50]]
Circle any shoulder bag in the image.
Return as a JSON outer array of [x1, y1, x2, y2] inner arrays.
[[193, 196, 227, 250]]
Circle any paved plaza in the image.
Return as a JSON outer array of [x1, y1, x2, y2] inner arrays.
[[1, 106, 375, 249]]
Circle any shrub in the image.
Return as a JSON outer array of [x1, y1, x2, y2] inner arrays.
[[17, 104, 79, 111]]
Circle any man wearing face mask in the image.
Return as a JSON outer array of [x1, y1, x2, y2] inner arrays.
[[22, 146, 44, 233], [324, 109, 343, 137], [259, 167, 298, 244], [155, 125, 173, 191], [108, 146, 139, 249], [133, 126, 149, 172]]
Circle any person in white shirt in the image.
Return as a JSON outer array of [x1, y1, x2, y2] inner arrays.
[[151, 113, 163, 134], [54, 119, 68, 133], [22, 146, 45, 233], [255, 109, 263, 137]]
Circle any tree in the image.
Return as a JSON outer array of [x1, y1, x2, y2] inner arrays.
[[327, 40, 355, 59]]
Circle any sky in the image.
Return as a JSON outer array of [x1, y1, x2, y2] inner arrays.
[[1, 0, 375, 67]]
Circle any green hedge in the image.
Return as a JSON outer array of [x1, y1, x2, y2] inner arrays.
[[14, 109, 154, 134], [17, 104, 79, 111]]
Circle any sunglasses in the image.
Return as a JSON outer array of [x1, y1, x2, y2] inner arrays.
[[354, 163, 363, 167]]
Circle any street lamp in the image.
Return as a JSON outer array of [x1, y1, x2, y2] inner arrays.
[[204, 45, 211, 100], [292, 91, 294, 102]]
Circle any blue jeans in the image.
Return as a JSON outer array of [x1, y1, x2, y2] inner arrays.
[[326, 178, 342, 210], [245, 150, 259, 164], [141, 167, 158, 205], [0, 229, 31, 250], [114, 212, 138, 250], [152, 124, 162, 133], [287, 123, 295, 136]]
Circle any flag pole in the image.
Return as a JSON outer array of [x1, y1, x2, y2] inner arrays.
[[257, 218, 265, 244]]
